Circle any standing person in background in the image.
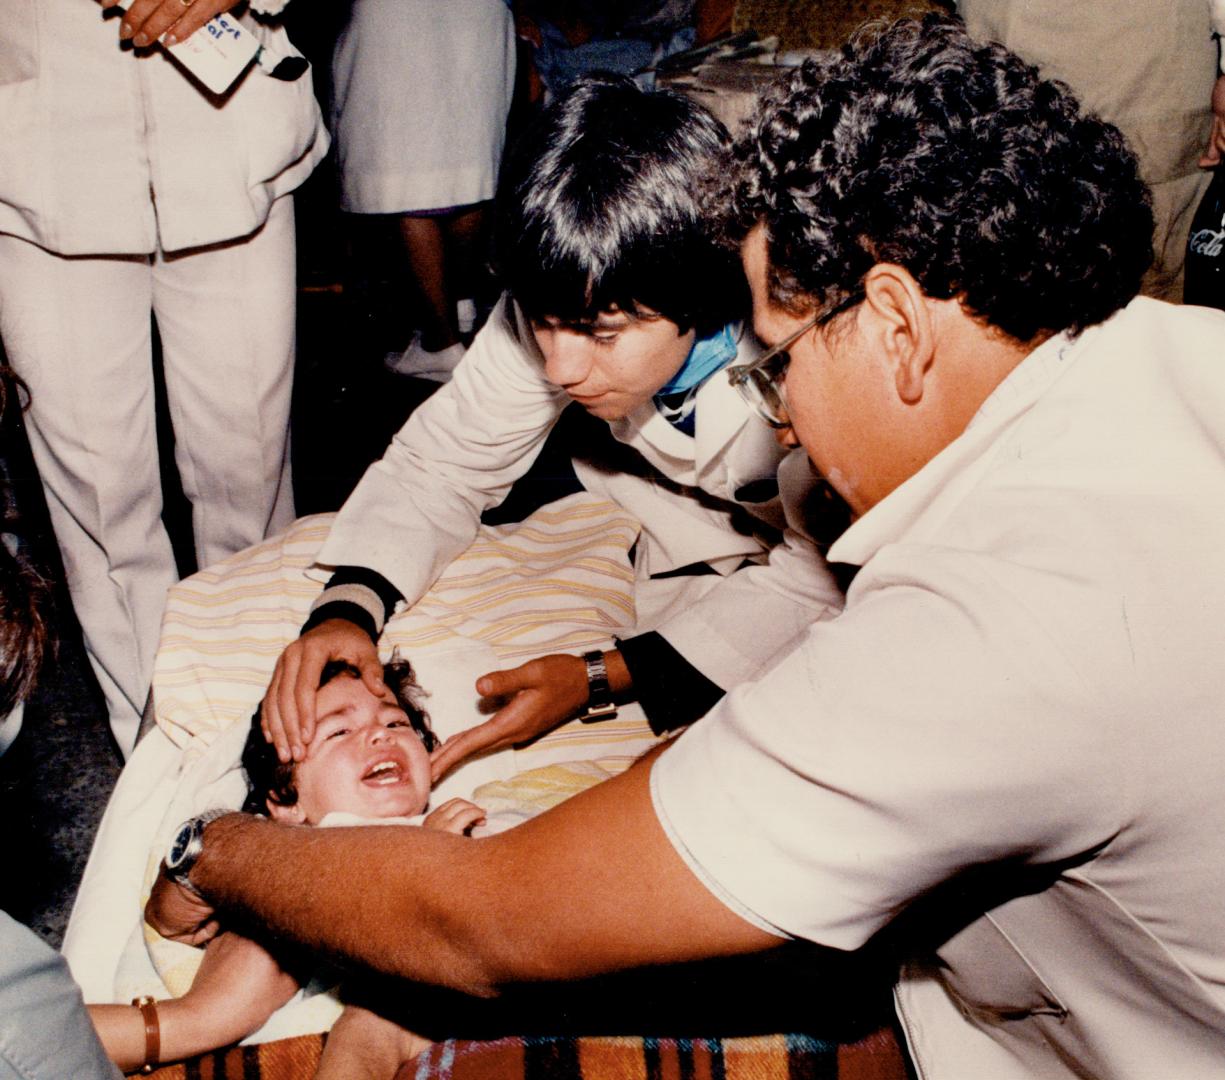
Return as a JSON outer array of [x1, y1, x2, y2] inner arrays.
[[957, 0, 1225, 301], [0, 0, 328, 757], [332, 0, 516, 382]]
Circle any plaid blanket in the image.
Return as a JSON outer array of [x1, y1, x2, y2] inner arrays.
[[146, 1025, 908, 1080]]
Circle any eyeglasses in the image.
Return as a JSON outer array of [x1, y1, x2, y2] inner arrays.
[[726, 292, 863, 428]]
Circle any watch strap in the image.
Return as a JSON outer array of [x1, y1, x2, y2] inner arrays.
[[580, 650, 618, 722]]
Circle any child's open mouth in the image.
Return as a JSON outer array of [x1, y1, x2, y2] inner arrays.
[[362, 759, 406, 785]]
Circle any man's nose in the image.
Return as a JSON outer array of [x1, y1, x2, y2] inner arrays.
[[541, 330, 595, 388], [368, 724, 390, 744]]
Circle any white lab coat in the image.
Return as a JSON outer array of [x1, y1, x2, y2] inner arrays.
[[319, 296, 845, 690]]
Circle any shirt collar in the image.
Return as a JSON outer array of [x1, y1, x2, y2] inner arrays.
[[827, 326, 1080, 568]]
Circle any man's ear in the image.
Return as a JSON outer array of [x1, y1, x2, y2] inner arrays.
[[861, 263, 934, 405], [267, 798, 306, 825]]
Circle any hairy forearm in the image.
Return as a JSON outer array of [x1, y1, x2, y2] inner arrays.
[[195, 816, 500, 992], [192, 759, 774, 994]]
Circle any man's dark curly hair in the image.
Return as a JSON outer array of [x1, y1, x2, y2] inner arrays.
[[241, 656, 437, 815], [722, 14, 1154, 342]]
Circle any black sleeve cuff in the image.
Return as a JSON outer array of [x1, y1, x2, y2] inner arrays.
[[300, 567, 405, 642], [301, 600, 380, 643], [324, 566, 403, 621], [616, 631, 725, 735]]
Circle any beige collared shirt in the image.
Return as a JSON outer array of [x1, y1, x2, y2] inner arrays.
[[654, 297, 1225, 1078]]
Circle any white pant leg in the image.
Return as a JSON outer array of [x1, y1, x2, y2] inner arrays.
[[0, 236, 172, 756], [153, 196, 297, 571]]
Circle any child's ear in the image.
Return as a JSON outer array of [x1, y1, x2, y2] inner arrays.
[[266, 798, 305, 825]]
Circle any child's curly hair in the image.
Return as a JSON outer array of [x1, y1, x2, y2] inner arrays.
[[241, 654, 436, 815]]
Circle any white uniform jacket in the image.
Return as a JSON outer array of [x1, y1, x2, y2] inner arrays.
[[0, 0, 327, 255], [318, 296, 845, 690]]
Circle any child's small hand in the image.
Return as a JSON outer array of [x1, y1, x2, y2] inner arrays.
[[422, 797, 486, 836]]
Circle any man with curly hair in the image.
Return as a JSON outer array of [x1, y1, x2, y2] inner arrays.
[[147, 18, 1225, 1079]]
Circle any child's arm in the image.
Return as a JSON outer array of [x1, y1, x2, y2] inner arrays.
[[422, 797, 486, 835], [89, 931, 298, 1072], [314, 1003, 430, 1080]]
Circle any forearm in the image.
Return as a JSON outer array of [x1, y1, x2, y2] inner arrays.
[[189, 758, 775, 994], [314, 299, 567, 600], [89, 996, 252, 1073]]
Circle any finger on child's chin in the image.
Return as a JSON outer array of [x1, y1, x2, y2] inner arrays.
[[429, 743, 460, 783], [430, 733, 481, 782]]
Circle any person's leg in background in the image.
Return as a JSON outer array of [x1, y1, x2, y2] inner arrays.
[[0, 235, 173, 759], [153, 196, 297, 573], [445, 202, 491, 337], [398, 213, 455, 354], [395, 201, 490, 361]]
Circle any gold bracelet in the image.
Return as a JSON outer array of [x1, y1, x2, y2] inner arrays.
[[131, 995, 160, 1075]]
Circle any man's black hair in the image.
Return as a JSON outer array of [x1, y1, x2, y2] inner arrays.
[[241, 656, 436, 815], [493, 72, 747, 337], [721, 14, 1154, 342]]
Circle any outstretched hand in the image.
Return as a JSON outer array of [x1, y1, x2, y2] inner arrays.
[[429, 653, 591, 782], [101, 0, 241, 48], [262, 619, 386, 762]]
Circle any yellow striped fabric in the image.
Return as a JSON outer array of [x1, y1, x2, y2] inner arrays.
[[153, 491, 661, 766]]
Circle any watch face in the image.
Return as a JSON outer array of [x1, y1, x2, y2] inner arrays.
[[167, 824, 193, 869]]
